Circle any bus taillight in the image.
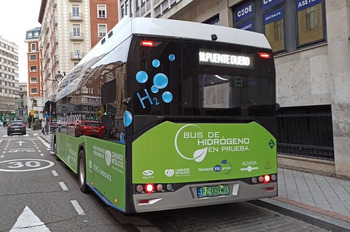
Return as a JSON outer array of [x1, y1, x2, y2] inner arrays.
[[140, 40, 155, 47], [263, 175, 271, 183], [258, 52, 271, 59], [145, 183, 154, 193]]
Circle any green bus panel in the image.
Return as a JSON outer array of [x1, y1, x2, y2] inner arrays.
[[132, 121, 277, 184], [56, 132, 126, 211]]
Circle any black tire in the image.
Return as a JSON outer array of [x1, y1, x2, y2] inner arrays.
[[7, 132, 10, 136], [78, 150, 89, 193]]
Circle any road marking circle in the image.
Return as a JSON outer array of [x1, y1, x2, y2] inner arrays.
[[0, 159, 54, 172]]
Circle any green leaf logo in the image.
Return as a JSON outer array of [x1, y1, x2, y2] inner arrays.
[[193, 148, 207, 162]]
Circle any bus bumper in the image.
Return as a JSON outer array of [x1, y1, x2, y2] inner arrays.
[[132, 180, 277, 213]]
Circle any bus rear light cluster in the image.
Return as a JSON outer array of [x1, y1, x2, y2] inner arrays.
[[136, 183, 174, 194], [251, 174, 277, 184], [258, 52, 271, 59]]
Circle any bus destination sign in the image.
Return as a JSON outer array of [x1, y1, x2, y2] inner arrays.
[[199, 50, 253, 68]]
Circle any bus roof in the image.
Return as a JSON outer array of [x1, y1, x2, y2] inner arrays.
[[81, 16, 271, 67], [55, 17, 271, 101]]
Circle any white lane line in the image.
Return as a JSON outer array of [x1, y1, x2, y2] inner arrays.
[[0, 155, 4, 158], [38, 150, 41, 152], [71, 200, 86, 216], [0, 139, 2, 143], [59, 182, 68, 191], [37, 136, 50, 148], [2, 151, 5, 154], [51, 170, 58, 176], [40, 153, 44, 157]]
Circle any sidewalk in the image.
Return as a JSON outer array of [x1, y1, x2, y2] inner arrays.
[[40, 133, 350, 230], [255, 167, 350, 231]]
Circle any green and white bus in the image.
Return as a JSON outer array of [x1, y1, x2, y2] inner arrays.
[[51, 16, 277, 213]]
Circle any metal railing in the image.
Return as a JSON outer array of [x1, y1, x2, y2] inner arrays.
[[276, 105, 334, 160]]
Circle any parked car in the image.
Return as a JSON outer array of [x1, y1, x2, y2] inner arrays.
[[7, 120, 26, 135], [75, 120, 103, 138]]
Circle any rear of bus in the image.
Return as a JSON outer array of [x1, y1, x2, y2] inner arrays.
[[125, 26, 277, 213]]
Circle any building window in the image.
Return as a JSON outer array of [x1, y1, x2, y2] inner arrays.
[[125, 0, 129, 15], [264, 7, 285, 53], [98, 24, 107, 37], [30, 66, 37, 72], [34, 31, 39, 38], [297, 0, 324, 46], [97, 5, 107, 18], [30, 54, 37, 61], [72, 5, 80, 17], [233, 0, 326, 54], [121, 5, 125, 18], [31, 88, 38, 94], [30, 77, 37, 83], [72, 24, 81, 36], [27, 32, 33, 39], [31, 43, 36, 52], [234, 1, 254, 31]]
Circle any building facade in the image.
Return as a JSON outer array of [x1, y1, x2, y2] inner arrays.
[[17, 82, 28, 120], [25, 27, 43, 120], [119, 0, 350, 178], [0, 35, 19, 120], [38, 0, 119, 104], [90, 0, 119, 47]]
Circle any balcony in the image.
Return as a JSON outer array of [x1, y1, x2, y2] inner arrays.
[[70, 13, 83, 21], [71, 51, 84, 60], [53, 0, 57, 8], [54, 55, 59, 63], [70, 32, 84, 40]]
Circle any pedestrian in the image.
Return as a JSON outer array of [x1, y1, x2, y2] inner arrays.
[[42, 119, 46, 135]]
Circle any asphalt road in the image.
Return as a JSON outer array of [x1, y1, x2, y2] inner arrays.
[[0, 128, 133, 232], [0, 127, 330, 232]]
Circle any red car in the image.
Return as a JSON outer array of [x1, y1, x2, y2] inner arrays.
[[75, 120, 104, 138]]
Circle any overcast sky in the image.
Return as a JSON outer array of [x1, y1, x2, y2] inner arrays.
[[0, 0, 42, 83]]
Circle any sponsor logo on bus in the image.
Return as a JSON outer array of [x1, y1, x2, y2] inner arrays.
[[105, 150, 112, 167], [143, 170, 154, 176], [165, 169, 174, 177]]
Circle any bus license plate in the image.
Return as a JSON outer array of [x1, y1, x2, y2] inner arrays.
[[197, 185, 230, 198]]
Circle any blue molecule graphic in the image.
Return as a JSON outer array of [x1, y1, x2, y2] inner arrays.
[[151, 85, 159, 93], [169, 54, 175, 61], [153, 73, 168, 89], [152, 59, 160, 68], [136, 71, 148, 83], [162, 91, 173, 103], [123, 110, 133, 127]]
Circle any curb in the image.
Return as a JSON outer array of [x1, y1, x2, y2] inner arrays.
[[251, 198, 350, 232]]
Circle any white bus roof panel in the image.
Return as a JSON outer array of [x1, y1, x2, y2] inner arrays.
[[128, 17, 271, 49], [56, 17, 271, 101]]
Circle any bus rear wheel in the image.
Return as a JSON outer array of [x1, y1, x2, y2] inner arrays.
[[78, 150, 89, 193]]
